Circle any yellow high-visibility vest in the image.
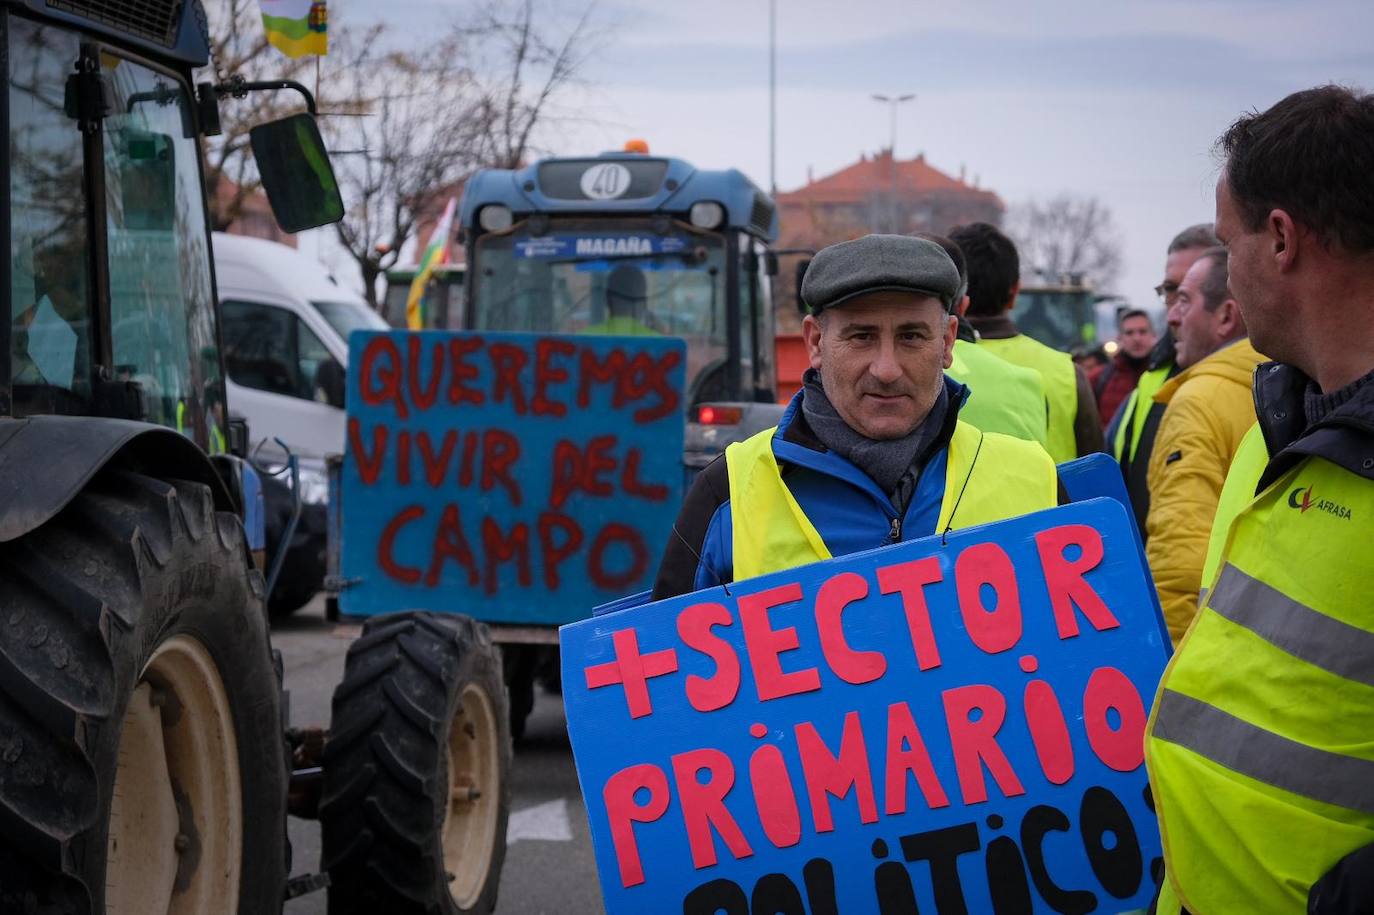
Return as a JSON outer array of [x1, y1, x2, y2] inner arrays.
[[978, 334, 1079, 463], [724, 420, 1057, 581], [945, 340, 1049, 447], [1112, 364, 1172, 462], [1146, 425, 1374, 913]]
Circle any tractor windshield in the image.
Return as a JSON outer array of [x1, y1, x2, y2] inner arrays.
[[7, 19, 225, 450], [470, 219, 731, 397]]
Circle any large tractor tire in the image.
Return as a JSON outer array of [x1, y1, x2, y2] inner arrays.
[[0, 469, 287, 914], [320, 612, 511, 915]]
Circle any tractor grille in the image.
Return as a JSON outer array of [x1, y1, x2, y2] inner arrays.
[[47, 0, 185, 48], [749, 193, 776, 237]]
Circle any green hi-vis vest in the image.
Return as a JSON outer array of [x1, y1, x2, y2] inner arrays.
[[1146, 424, 1374, 914], [946, 339, 1049, 447], [580, 316, 659, 336], [724, 420, 1057, 582], [1111, 364, 1171, 462], [977, 334, 1078, 464]]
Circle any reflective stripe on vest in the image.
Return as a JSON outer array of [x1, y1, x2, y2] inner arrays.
[[1145, 444, 1374, 914], [724, 420, 1057, 582], [976, 334, 1078, 463], [945, 341, 1049, 446]]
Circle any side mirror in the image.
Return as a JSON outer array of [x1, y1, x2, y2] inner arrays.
[[227, 416, 250, 458], [314, 359, 347, 409], [250, 113, 344, 233]]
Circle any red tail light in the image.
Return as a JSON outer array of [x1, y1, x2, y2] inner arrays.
[[697, 404, 743, 425]]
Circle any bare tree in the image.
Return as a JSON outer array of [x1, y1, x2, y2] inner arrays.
[[1007, 194, 1124, 292], [322, 34, 496, 307], [464, 0, 601, 169], [325, 1, 599, 307], [199, 0, 377, 230]]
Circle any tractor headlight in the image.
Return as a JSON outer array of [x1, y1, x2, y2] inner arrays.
[[689, 201, 725, 230], [478, 204, 514, 232]]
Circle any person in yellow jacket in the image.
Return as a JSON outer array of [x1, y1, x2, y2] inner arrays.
[[949, 222, 1104, 463], [651, 234, 1057, 597], [1144, 246, 1264, 643], [1145, 84, 1374, 915], [1109, 224, 1221, 539]]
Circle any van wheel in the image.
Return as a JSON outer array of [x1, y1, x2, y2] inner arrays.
[[320, 612, 510, 914], [0, 470, 286, 913]]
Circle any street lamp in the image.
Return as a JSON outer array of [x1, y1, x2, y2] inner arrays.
[[872, 93, 915, 231], [872, 92, 916, 157]]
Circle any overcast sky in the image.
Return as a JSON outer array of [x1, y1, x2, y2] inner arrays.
[[324, 0, 1374, 313]]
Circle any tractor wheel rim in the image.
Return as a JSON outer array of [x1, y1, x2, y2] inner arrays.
[[107, 634, 243, 915], [443, 681, 501, 908]]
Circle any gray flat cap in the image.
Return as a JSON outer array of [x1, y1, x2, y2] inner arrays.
[[802, 234, 961, 314]]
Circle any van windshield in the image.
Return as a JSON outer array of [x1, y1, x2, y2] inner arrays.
[[312, 299, 387, 344]]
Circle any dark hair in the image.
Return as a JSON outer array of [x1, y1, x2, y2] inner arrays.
[[948, 222, 1019, 318], [1167, 223, 1219, 254], [1118, 308, 1152, 329], [1194, 246, 1230, 311], [912, 232, 966, 283], [1219, 85, 1374, 253]]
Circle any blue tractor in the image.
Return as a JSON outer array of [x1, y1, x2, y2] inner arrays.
[[459, 148, 786, 477], [453, 149, 787, 730]]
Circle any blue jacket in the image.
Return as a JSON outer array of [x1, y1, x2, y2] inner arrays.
[[652, 376, 969, 599]]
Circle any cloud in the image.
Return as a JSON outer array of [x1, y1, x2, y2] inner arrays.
[[591, 28, 1373, 98]]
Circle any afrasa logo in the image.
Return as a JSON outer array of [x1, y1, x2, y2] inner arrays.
[[1287, 485, 1353, 520]]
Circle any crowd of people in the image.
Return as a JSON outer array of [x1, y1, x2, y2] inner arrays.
[[653, 84, 1374, 913]]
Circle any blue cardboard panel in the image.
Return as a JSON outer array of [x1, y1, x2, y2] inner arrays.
[[340, 331, 686, 623], [561, 498, 1169, 914]]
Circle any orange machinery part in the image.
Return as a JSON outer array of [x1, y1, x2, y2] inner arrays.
[[775, 334, 808, 404]]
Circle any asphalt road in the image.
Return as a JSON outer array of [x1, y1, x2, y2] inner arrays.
[[274, 596, 605, 915]]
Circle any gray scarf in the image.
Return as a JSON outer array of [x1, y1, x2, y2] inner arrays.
[[801, 368, 948, 501]]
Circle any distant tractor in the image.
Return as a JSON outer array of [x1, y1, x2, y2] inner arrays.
[[0, 2, 508, 913], [328, 149, 786, 739]]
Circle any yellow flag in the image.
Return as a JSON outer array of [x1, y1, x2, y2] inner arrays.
[[406, 198, 458, 330], [259, 1, 328, 58]]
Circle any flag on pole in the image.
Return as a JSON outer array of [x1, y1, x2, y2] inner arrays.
[[259, 1, 329, 58], [406, 197, 458, 330]]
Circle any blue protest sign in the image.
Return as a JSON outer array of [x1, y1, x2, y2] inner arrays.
[[340, 330, 686, 623], [561, 498, 1170, 913]]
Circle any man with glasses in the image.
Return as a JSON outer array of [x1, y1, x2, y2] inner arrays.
[[1109, 223, 1219, 537]]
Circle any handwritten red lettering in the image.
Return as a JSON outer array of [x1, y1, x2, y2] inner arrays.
[[425, 504, 479, 588], [488, 343, 528, 415], [378, 504, 424, 584], [676, 602, 741, 712], [447, 336, 485, 406], [536, 512, 583, 590], [480, 516, 531, 595], [1036, 524, 1120, 639], [358, 336, 406, 418], [533, 338, 575, 417], [739, 583, 821, 702], [796, 711, 878, 833], [815, 571, 886, 685], [347, 419, 387, 485]]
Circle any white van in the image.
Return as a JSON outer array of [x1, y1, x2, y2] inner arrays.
[[215, 232, 386, 459]]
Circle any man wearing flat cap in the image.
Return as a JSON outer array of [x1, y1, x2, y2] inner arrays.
[[653, 234, 1058, 598]]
